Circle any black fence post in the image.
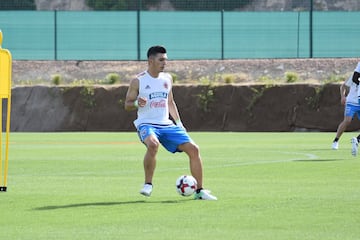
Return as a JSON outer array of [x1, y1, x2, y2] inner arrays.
[[297, 11, 300, 58], [309, 0, 313, 58], [54, 10, 57, 60], [221, 9, 224, 60], [137, 0, 141, 61]]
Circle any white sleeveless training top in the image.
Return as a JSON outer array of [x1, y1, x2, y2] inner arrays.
[[346, 62, 360, 105], [133, 71, 173, 128]]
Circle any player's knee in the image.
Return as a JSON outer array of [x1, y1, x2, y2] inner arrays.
[[149, 141, 159, 150], [344, 118, 352, 124], [188, 142, 200, 156], [193, 143, 200, 153], [146, 138, 160, 152]]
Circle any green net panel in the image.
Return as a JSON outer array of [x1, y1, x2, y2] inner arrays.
[[140, 11, 222, 60], [0, 11, 54, 60], [57, 11, 137, 60], [0, 11, 359, 60], [313, 12, 360, 57]]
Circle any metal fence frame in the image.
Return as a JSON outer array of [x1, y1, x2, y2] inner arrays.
[[1, 8, 360, 60]]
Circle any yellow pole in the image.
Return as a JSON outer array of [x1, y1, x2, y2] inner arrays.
[[0, 30, 3, 188], [0, 100, 2, 187], [4, 68, 11, 188], [0, 30, 12, 192]]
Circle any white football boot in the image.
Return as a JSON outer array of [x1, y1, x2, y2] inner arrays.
[[351, 137, 358, 156], [140, 183, 153, 197], [194, 189, 217, 200], [332, 141, 339, 150]]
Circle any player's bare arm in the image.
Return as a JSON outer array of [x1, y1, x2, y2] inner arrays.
[[339, 83, 349, 105], [125, 78, 140, 111], [168, 90, 181, 123]]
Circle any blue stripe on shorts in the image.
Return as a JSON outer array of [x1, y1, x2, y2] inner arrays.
[[137, 124, 192, 153]]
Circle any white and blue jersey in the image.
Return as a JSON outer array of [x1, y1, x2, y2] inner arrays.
[[134, 71, 192, 153], [345, 64, 360, 119], [134, 71, 173, 127]]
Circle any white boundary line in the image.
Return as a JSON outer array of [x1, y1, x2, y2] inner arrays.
[[156, 151, 319, 172], [215, 151, 319, 168]]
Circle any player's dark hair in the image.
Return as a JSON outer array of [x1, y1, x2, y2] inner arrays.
[[147, 45, 167, 58]]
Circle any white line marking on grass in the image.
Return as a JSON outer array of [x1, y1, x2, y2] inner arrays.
[[156, 151, 319, 172], [216, 151, 318, 168], [36, 152, 319, 176]]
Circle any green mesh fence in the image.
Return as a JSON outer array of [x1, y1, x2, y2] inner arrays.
[[140, 11, 222, 60], [0, 11, 55, 59], [224, 12, 309, 58], [0, 11, 359, 60], [56, 11, 137, 60], [313, 12, 360, 57]]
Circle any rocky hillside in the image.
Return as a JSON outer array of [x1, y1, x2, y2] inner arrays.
[[12, 58, 359, 86], [34, 0, 360, 11]]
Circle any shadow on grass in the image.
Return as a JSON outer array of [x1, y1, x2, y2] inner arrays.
[[33, 199, 188, 211]]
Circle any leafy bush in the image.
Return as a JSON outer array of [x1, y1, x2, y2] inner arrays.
[[169, 0, 251, 11], [51, 74, 63, 85], [222, 74, 236, 84], [105, 73, 121, 84], [326, 74, 346, 83], [196, 78, 217, 112], [86, 0, 161, 10], [80, 86, 96, 109], [86, 0, 251, 11], [285, 71, 299, 83], [171, 73, 178, 83]]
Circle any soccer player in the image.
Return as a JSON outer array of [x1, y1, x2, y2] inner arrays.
[[332, 62, 360, 156], [124, 45, 217, 200]]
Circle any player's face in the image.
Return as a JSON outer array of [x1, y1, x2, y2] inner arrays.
[[150, 53, 168, 73]]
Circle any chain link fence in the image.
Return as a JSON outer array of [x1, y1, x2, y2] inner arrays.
[[0, 0, 359, 60]]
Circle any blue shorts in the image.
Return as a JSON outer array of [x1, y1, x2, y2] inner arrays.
[[345, 103, 360, 120], [137, 124, 193, 153]]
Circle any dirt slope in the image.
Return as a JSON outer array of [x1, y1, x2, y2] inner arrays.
[[12, 58, 359, 86]]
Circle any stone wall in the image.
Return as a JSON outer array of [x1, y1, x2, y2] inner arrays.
[[3, 84, 360, 132]]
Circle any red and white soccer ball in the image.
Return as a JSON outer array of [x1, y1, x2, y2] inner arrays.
[[176, 175, 197, 196]]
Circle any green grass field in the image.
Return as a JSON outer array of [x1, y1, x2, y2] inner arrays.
[[0, 132, 359, 240]]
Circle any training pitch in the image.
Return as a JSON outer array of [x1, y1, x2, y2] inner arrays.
[[0, 132, 359, 240]]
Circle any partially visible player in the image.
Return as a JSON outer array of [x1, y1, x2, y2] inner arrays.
[[332, 61, 360, 156]]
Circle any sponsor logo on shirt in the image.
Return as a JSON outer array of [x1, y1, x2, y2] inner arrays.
[[150, 99, 166, 108], [149, 92, 168, 99]]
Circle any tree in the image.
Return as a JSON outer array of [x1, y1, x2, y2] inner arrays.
[[170, 0, 252, 11], [0, 0, 36, 10], [86, 0, 161, 10]]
